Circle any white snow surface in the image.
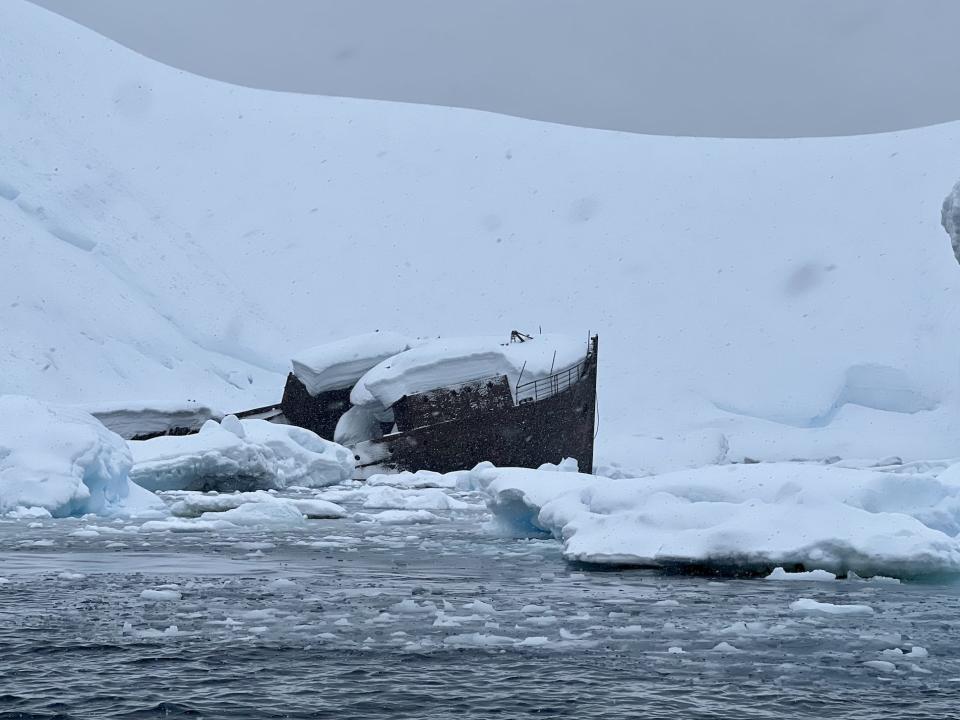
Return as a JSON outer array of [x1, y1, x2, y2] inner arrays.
[[81, 400, 223, 440], [0, 395, 161, 517], [351, 334, 587, 409], [4, 1, 960, 472], [129, 416, 354, 492], [291, 331, 413, 396], [477, 463, 960, 577]]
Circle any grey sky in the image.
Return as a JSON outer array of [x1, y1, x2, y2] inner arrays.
[[30, 0, 960, 138]]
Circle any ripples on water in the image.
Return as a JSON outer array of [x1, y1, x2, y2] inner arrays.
[[1, 487, 959, 719]]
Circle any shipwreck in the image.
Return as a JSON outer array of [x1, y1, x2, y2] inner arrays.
[[104, 331, 599, 477]]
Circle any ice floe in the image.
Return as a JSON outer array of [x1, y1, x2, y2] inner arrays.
[[129, 416, 354, 492], [789, 598, 875, 617], [478, 462, 960, 577]]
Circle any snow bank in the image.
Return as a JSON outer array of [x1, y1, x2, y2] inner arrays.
[[351, 335, 588, 409], [0, 395, 161, 517], [479, 463, 960, 577], [5, 2, 960, 470], [83, 400, 223, 440], [291, 331, 413, 396], [130, 416, 354, 492]]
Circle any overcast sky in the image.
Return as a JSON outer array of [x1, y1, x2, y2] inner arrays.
[[30, 0, 960, 138]]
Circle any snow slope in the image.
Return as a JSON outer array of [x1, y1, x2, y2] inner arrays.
[[4, 1, 960, 470]]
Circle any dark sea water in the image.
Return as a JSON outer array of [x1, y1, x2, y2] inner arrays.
[[1, 487, 959, 719]]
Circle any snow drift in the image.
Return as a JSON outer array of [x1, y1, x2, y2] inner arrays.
[[3, 1, 960, 471], [476, 463, 960, 578], [0, 395, 160, 517], [129, 416, 354, 492], [291, 331, 413, 396], [351, 334, 588, 409]]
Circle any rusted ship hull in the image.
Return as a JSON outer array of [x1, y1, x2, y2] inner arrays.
[[357, 337, 598, 474]]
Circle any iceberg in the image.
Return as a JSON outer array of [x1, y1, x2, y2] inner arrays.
[[0, 395, 161, 517], [479, 462, 960, 578], [130, 416, 354, 492]]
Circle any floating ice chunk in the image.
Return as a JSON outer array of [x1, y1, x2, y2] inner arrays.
[[524, 616, 559, 627], [359, 486, 470, 511], [58, 571, 85, 581], [906, 646, 929, 659], [206, 501, 306, 529], [667, 646, 684, 654], [765, 567, 837, 582], [442, 633, 517, 648], [288, 498, 347, 518], [520, 604, 550, 614], [367, 470, 459, 490], [291, 331, 413, 396], [846, 571, 902, 584], [140, 589, 182, 601], [654, 599, 680, 607], [266, 578, 299, 594], [462, 599, 497, 615], [389, 598, 438, 615], [789, 598, 874, 617], [169, 491, 276, 517], [0, 395, 161, 518], [130, 418, 353, 492], [140, 496, 306, 532], [136, 625, 180, 639], [558, 628, 591, 640], [353, 509, 440, 525], [518, 636, 550, 647], [863, 660, 897, 673], [712, 641, 741, 653]]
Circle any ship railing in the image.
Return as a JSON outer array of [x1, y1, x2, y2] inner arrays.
[[515, 359, 587, 404]]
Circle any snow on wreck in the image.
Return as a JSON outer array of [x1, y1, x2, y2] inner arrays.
[[282, 331, 599, 475]]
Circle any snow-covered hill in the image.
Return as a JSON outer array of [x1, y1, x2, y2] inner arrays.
[[4, 0, 960, 472]]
